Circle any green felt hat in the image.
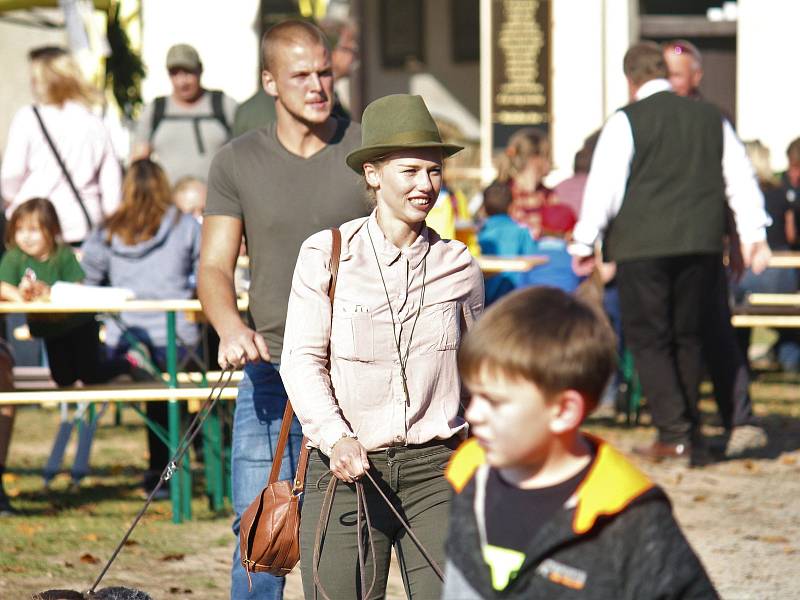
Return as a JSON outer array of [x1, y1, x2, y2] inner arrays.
[[346, 94, 463, 173]]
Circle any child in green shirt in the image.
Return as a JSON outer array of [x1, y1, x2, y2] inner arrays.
[[0, 198, 130, 385]]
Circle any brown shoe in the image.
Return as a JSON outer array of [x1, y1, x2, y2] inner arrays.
[[632, 440, 690, 462]]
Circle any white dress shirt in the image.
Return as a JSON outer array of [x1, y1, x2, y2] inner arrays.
[[570, 79, 770, 257]]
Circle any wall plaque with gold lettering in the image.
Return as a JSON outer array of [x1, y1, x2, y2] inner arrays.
[[491, 0, 551, 148]]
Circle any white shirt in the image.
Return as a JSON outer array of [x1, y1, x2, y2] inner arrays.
[[570, 79, 770, 257], [1, 102, 121, 243]]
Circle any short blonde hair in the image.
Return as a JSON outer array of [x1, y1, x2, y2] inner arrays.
[[495, 128, 550, 184], [29, 46, 100, 107], [744, 140, 778, 189]]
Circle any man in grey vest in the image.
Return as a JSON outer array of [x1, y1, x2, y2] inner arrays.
[[571, 42, 771, 463]]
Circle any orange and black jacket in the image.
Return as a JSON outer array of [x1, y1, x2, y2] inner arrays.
[[442, 435, 719, 599]]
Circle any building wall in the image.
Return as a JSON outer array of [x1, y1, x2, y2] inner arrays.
[[737, 0, 800, 172], [0, 12, 65, 161], [362, 0, 481, 139], [139, 0, 261, 103], [548, 0, 635, 183]]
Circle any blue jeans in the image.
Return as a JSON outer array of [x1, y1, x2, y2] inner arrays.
[[230, 361, 302, 599]]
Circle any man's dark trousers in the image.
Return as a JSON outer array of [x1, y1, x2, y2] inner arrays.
[[617, 253, 721, 444], [701, 261, 754, 430]]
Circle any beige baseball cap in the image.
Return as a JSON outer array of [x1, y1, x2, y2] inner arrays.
[[166, 44, 201, 71]]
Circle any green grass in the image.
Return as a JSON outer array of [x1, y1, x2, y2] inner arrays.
[[1, 368, 797, 597], [1, 406, 234, 598]]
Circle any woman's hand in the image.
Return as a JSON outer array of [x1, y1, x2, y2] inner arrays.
[[329, 437, 369, 483]]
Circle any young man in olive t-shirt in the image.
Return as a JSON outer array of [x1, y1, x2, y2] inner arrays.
[[198, 20, 368, 600]]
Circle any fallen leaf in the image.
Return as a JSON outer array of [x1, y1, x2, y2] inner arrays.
[[760, 535, 789, 544], [16, 523, 44, 536], [82, 533, 99, 542], [80, 553, 100, 564], [780, 455, 797, 466], [64, 561, 74, 568], [784, 546, 796, 555], [169, 587, 193, 594], [123, 540, 139, 547], [0, 565, 27, 573], [693, 495, 707, 502], [743, 460, 756, 471], [160, 553, 185, 562]]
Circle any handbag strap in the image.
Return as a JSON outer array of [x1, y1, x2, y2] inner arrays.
[[267, 227, 342, 487], [31, 105, 93, 232]]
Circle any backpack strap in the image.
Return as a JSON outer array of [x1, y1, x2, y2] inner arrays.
[[210, 90, 231, 136], [149, 96, 167, 142]]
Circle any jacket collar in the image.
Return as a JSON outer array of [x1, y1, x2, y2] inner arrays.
[[366, 210, 430, 269], [636, 78, 673, 101], [445, 433, 654, 534]]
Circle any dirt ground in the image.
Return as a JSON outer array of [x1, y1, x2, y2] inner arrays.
[[1, 377, 799, 599]]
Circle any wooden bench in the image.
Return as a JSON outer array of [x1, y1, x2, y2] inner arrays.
[[732, 293, 800, 328]]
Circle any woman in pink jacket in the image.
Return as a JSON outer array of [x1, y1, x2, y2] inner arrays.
[[1, 46, 121, 245]]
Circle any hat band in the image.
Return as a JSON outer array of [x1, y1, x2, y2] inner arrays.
[[365, 130, 443, 147]]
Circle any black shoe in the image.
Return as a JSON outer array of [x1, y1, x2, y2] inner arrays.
[[0, 493, 19, 516]]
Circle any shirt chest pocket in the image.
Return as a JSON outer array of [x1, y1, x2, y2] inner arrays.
[[414, 301, 461, 354], [331, 308, 375, 362]]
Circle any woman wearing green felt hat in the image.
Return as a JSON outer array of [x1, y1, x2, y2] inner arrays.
[[281, 94, 484, 599]]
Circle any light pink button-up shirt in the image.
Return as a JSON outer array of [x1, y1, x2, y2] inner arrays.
[[1, 102, 121, 243], [281, 213, 484, 455]]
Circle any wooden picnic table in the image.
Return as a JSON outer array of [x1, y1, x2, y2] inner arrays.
[[767, 251, 800, 269], [0, 297, 248, 523], [476, 255, 549, 274]]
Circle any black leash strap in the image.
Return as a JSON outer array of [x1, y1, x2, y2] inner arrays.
[[87, 369, 235, 594], [312, 465, 444, 599], [31, 105, 94, 232]]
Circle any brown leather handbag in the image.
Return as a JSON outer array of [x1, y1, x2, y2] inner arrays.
[[239, 228, 341, 584]]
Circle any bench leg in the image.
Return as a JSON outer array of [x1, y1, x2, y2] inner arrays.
[[167, 399, 182, 523], [203, 408, 224, 511]]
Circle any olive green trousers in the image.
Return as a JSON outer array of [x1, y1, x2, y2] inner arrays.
[[299, 443, 455, 599]]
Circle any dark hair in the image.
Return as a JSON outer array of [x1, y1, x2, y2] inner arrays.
[[5, 197, 62, 252], [28, 45, 67, 61], [482, 180, 513, 216], [261, 19, 329, 72], [573, 130, 600, 174], [623, 41, 668, 86], [458, 287, 617, 414], [105, 159, 173, 245], [787, 137, 800, 163]]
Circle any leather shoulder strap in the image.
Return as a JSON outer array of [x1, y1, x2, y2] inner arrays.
[[268, 228, 342, 487]]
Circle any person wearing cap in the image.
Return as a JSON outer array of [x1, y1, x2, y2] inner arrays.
[[131, 43, 236, 183], [198, 20, 368, 600], [280, 93, 484, 599]]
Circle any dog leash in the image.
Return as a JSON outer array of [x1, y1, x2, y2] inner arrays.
[[312, 465, 445, 600], [87, 369, 236, 595]]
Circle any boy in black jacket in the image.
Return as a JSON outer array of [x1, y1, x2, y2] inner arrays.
[[443, 287, 718, 599]]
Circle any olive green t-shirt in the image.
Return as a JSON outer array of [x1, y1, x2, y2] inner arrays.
[[0, 245, 92, 337], [205, 118, 369, 359]]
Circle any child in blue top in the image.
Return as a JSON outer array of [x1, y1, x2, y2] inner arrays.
[[478, 181, 538, 304], [518, 203, 582, 293], [0, 198, 131, 386]]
